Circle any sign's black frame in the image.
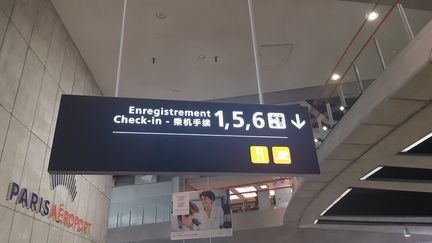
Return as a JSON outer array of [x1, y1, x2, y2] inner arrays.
[[49, 95, 319, 175]]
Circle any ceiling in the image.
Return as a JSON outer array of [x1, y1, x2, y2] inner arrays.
[[51, 0, 432, 105], [51, 0, 395, 101], [343, 0, 432, 11]]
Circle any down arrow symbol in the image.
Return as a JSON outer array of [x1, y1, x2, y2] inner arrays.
[[291, 114, 305, 129]]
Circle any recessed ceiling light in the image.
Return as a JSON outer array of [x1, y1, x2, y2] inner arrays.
[[367, 11, 379, 21], [156, 12, 167, 19], [322, 126, 328, 131], [331, 73, 341, 81], [235, 186, 256, 193], [314, 138, 319, 143], [339, 106, 345, 111], [242, 192, 257, 198], [260, 185, 268, 189]]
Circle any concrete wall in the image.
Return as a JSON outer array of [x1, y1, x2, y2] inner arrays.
[[0, 0, 112, 242]]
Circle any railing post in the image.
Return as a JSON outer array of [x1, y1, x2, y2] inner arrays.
[[129, 210, 131, 226], [397, 3, 415, 40], [373, 37, 387, 70], [317, 118, 324, 140], [326, 103, 334, 126], [353, 64, 364, 93], [116, 212, 119, 228], [142, 208, 145, 225], [338, 86, 347, 107]]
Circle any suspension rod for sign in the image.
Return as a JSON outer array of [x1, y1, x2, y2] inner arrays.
[[115, 0, 128, 97], [247, 0, 264, 104]]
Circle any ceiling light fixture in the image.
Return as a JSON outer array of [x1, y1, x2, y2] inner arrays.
[[322, 126, 328, 131], [260, 185, 268, 189], [331, 73, 341, 81], [269, 190, 275, 196], [367, 11, 379, 22], [339, 106, 345, 111], [403, 226, 411, 237], [235, 186, 256, 193], [242, 192, 257, 198], [314, 138, 319, 143]]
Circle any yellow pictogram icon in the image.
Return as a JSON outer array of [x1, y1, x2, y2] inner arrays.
[[272, 146, 292, 164], [250, 146, 269, 164]]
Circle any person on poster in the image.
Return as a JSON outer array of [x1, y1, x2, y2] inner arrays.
[[175, 201, 201, 231], [197, 190, 225, 229]]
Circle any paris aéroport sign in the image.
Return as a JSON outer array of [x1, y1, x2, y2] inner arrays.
[[49, 95, 319, 175]]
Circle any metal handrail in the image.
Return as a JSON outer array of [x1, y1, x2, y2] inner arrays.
[[312, 0, 423, 142], [315, 0, 384, 102]]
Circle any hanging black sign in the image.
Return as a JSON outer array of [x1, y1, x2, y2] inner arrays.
[[49, 95, 319, 175]]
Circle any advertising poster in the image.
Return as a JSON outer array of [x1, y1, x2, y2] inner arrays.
[[171, 189, 233, 240]]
